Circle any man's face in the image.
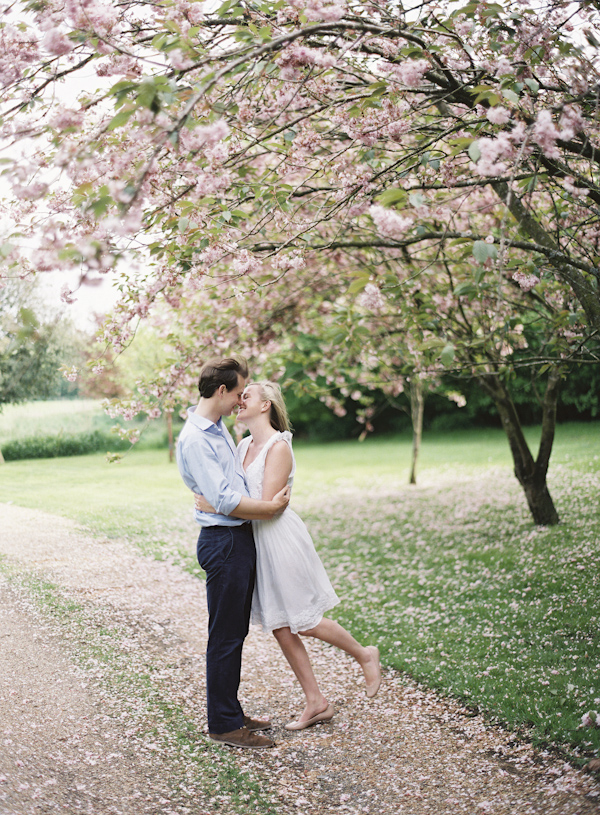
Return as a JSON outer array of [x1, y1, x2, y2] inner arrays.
[[221, 374, 246, 416]]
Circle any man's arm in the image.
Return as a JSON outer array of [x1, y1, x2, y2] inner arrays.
[[182, 438, 247, 516]]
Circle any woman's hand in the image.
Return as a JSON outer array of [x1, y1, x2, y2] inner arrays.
[[194, 493, 216, 514]]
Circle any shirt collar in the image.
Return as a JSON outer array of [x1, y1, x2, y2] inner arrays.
[[186, 406, 223, 433]]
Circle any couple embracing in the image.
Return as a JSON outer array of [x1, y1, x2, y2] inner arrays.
[[177, 356, 381, 750]]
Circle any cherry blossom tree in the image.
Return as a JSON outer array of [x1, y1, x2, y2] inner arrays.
[[2, 0, 600, 523]]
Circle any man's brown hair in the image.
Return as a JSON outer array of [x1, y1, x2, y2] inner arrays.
[[198, 357, 249, 398]]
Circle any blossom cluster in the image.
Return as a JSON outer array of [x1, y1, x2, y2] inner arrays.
[[369, 206, 414, 239]]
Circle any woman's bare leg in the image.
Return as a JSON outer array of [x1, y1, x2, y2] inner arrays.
[[299, 617, 381, 696], [273, 627, 330, 723]]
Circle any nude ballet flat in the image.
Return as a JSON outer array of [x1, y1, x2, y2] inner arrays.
[[284, 703, 335, 731], [365, 646, 382, 698]]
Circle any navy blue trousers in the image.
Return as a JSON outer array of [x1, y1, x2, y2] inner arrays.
[[197, 523, 256, 734]]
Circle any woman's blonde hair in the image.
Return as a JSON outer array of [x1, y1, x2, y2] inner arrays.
[[254, 381, 291, 432]]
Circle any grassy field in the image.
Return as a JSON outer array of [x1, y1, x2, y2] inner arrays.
[[0, 399, 105, 442], [0, 406, 599, 763], [0, 398, 172, 453]]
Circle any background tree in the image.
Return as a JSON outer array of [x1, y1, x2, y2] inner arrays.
[[2, 0, 600, 521], [0, 278, 79, 406]]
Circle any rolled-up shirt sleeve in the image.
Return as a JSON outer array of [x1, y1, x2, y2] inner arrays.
[[186, 439, 242, 516]]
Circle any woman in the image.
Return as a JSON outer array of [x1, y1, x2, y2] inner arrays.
[[195, 381, 381, 730]]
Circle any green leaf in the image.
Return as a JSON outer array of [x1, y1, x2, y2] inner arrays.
[[468, 141, 481, 162], [440, 344, 455, 366], [366, 81, 388, 96], [136, 80, 159, 110], [524, 78, 539, 94], [19, 307, 38, 328], [89, 196, 113, 217], [479, 3, 504, 18], [348, 275, 370, 295], [473, 240, 492, 263], [419, 337, 445, 351], [474, 90, 500, 106], [109, 80, 138, 98], [107, 108, 135, 131], [377, 188, 406, 206], [502, 88, 519, 104], [454, 282, 477, 297]]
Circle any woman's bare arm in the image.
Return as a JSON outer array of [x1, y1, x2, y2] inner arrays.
[[194, 488, 290, 519], [261, 441, 293, 501]]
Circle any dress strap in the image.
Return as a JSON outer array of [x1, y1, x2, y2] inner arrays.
[[261, 431, 292, 458]]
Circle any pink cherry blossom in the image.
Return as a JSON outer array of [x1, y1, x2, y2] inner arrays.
[[397, 59, 429, 87], [562, 176, 588, 199], [486, 107, 511, 126], [276, 45, 336, 71], [581, 711, 598, 728], [357, 283, 385, 311], [232, 250, 262, 275], [304, 3, 346, 21], [169, 49, 195, 71], [62, 366, 79, 382], [96, 55, 142, 77], [512, 271, 540, 291], [41, 29, 73, 56], [369, 205, 414, 239], [50, 107, 84, 130], [179, 121, 230, 152], [474, 134, 514, 177], [532, 110, 561, 159]]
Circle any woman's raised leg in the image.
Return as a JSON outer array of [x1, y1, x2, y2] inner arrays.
[[299, 617, 381, 698]]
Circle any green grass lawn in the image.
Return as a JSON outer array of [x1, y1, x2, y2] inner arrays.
[[0, 416, 599, 762], [0, 400, 107, 442]]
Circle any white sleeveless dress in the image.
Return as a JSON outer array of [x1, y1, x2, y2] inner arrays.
[[238, 431, 340, 634]]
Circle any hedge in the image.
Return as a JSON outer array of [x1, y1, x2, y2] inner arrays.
[[0, 431, 132, 461]]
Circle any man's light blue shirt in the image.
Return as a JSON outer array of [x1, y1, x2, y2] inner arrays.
[[176, 407, 249, 527]]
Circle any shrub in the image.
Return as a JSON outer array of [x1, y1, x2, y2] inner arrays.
[[1, 430, 132, 461]]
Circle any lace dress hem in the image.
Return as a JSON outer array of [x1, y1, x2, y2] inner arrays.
[[251, 594, 340, 635]]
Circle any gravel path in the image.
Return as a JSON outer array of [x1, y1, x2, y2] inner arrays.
[[1, 502, 599, 815]]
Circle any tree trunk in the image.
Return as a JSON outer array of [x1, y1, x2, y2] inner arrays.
[[409, 377, 425, 485], [167, 411, 174, 463], [478, 367, 562, 525]]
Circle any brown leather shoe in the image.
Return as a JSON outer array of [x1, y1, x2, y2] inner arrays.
[[209, 727, 275, 749], [243, 715, 271, 731]]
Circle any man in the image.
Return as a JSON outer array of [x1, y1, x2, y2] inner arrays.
[[176, 357, 290, 749]]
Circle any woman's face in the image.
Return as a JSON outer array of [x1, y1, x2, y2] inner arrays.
[[236, 384, 266, 422]]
